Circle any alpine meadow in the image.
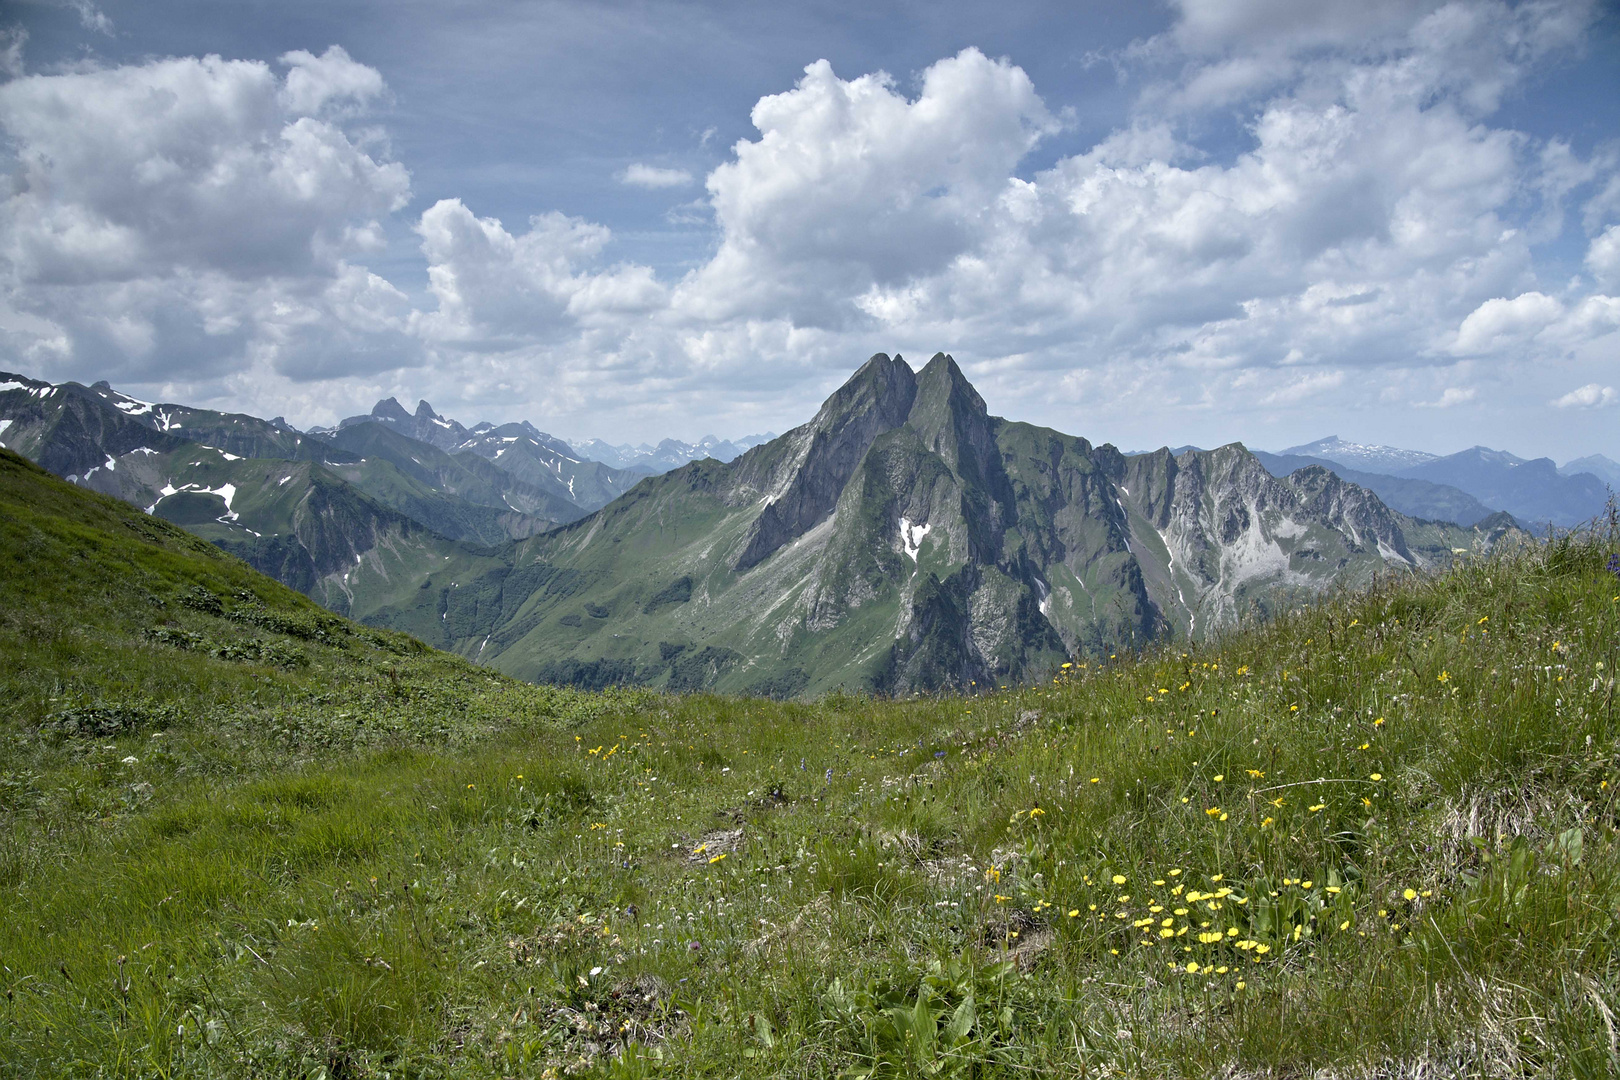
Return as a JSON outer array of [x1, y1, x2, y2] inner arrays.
[[3, 428, 1620, 1075], [5, 0, 1620, 1076]]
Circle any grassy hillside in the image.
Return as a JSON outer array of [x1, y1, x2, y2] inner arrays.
[[2, 447, 1618, 1077]]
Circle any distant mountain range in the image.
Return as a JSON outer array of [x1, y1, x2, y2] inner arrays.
[[1560, 454, 1620, 489], [1252, 451, 1500, 528], [331, 397, 648, 512], [1276, 437, 1614, 529], [0, 361, 1564, 695], [1280, 436, 1440, 474], [567, 434, 778, 473]]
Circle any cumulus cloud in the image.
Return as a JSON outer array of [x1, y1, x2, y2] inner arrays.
[[414, 198, 666, 346], [680, 48, 1059, 327], [1453, 292, 1565, 355], [279, 45, 387, 116], [620, 164, 693, 189], [1552, 383, 1617, 409], [0, 46, 412, 383]]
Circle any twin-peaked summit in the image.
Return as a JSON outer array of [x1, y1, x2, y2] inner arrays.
[[367, 353, 1506, 696]]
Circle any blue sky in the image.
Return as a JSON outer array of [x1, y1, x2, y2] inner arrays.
[[3, 0, 1619, 462]]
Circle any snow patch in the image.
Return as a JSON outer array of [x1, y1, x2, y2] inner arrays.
[[1376, 540, 1412, 566], [1114, 497, 1134, 554], [899, 517, 931, 562], [129, 446, 157, 455], [103, 454, 116, 472], [1158, 526, 1195, 639], [277, 475, 292, 485], [0, 418, 11, 444], [0, 381, 27, 394], [114, 398, 155, 416], [199, 445, 241, 461]]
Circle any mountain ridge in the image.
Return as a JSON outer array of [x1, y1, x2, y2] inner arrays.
[[358, 354, 1506, 696], [4, 361, 1528, 697]]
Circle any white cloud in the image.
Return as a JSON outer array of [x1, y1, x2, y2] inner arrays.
[[620, 163, 693, 189], [1420, 386, 1477, 408], [50, 0, 113, 35], [1552, 383, 1617, 409], [1588, 225, 1620, 289], [279, 46, 387, 116], [0, 48, 410, 383], [1257, 370, 1345, 406], [1452, 292, 1564, 355], [680, 48, 1059, 327], [413, 198, 666, 346]]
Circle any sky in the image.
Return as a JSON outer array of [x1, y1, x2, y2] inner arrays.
[[2, 0, 1618, 462]]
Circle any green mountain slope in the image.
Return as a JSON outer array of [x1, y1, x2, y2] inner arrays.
[[367, 354, 1506, 695], [1, 374, 555, 607]]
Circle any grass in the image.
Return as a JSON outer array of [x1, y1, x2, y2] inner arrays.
[[2, 447, 1619, 1077]]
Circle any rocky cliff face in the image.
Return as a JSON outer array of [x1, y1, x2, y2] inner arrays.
[[731, 353, 918, 571]]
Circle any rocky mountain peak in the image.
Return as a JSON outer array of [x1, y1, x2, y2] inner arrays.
[[812, 353, 919, 431], [415, 400, 440, 420], [912, 353, 984, 415], [730, 353, 919, 572], [371, 397, 411, 423]]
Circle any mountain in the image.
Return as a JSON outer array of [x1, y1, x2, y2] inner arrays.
[[0, 370, 355, 477], [337, 396, 484, 451], [1280, 435, 1613, 528], [449, 423, 647, 511], [354, 354, 1499, 697], [1281, 435, 1439, 473], [326, 422, 582, 541], [1560, 453, 1620, 489], [569, 433, 778, 473], [1251, 451, 1501, 527], [0, 373, 515, 612], [1396, 447, 1609, 528], [337, 398, 646, 511]]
